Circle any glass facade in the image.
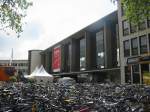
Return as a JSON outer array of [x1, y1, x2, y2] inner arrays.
[[124, 40, 130, 57], [96, 30, 104, 69], [80, 38, 86, 70], [131, 38, 138, 55], [140, 35, 148, 54], [122, 20, 129, 36]]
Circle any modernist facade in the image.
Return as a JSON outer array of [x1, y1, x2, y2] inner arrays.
[[40, 11, 120, 83], [28, 3, 150, 84], [0, 60, 28, 75], [118, 1, 150, 84]]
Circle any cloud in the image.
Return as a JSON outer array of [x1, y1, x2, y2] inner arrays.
[[0, 0, 117, 60], [21, 22, 43, 40]]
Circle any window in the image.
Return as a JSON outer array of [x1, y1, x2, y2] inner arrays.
[[141, 64, 150, 84], [125, 66, 131, 83], [132, 64, 140, 84], [122, 20, 129, 36], [124, 40, 130, 57], [14, 63, 17, 66], [131, 38, 138, 55], [140, 35, 148, 54], [130, 22, 137, 33], [96, 30, 105, 68], [149, 34, 150, 52], [80, 38, 86, 70], [121, 4, 125, 16], [117, 48, 120, 66], [147, 11, 150, 28], [139, 20, 146, 30], [148, 16, 150, 28]]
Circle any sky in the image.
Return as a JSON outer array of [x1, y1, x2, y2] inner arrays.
[[0, 0, 117, 60]]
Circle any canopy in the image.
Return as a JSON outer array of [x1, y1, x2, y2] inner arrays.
[[25, 65, 53, 83]]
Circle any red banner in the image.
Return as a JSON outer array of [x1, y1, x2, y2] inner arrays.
[[52, 46, 61, 72]]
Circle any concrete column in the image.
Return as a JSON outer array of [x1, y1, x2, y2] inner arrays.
[[60, 45, 65, 72], [131, 65, 133, 84], [118, 0, 125, 84], [41, 53, 46, 68], [85, 31, 92, 70], [104, 21, 113, 68], [139, 64, 142, 84], [104, 22, 108, 68], [45, 52, 52, 73], [91, 33, 96, 69], [71, 39, 80, 72]]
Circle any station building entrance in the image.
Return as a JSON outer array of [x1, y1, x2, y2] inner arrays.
[[54, 68, 120, 83], [126, 55, 150, 85]]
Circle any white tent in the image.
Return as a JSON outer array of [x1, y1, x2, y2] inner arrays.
[[24, 66, 39, 78], [25, 65, 53, 83]]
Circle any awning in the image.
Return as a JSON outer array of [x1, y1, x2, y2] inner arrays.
[[127, 54, 150, 65]]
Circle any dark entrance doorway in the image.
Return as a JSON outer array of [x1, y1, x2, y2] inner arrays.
[[141, 64, 150, 85]]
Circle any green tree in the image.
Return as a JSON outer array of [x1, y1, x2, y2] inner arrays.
[[0, 0, 32, 37], [112, 0, 150, 24]]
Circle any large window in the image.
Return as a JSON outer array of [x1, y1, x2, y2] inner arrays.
[[131, 38, 138, 55], [122, 20, 129, 36], [140, 35, 148, 54], [96, 30, 104, 69], [124, 40, 130, 57], [80, 38, 86, 70], [130, 22, 137, 33], [138, 20, 146, 30]]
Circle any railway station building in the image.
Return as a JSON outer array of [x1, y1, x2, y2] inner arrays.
[[36, 11, 120, 83], [28, 2, 150, 84]]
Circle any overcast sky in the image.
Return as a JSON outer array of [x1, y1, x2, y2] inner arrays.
[[0, 0, 117, 60]]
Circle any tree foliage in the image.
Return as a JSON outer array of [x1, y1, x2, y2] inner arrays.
[[112, 0, 150, 24], [0, 0, 32, 37]]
